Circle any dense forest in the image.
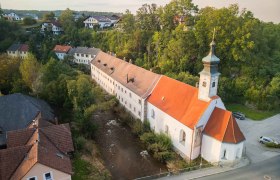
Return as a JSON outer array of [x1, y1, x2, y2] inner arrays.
[[0, 0, 280, 111]]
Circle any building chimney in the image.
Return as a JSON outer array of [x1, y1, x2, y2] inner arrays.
[[126, 74, 129, 83], [129, 59, 132, 64], [123, 57, 126, 61], [150, 68, 153, 72]]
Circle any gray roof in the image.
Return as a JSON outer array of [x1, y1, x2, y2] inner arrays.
[[69, 47, 100, 56], [0, 93, 54, 146], [7, 44, 21, 52]]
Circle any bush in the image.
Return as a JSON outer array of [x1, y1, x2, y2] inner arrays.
[[75, 136, 86, 151], [265, 142, 280, 148], [140, 132, 173, 162]]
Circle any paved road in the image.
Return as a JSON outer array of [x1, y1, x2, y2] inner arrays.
[[198, 155, 280, 180], [237, 114, 280, 163]]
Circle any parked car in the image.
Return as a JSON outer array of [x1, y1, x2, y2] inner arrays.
[[259, 136, 279, 144], [233, 112, 245, 120]]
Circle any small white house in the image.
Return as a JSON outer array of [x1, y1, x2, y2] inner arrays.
[[53, 45, 72, 60], [3, 12, 21, 21], [70, 47, 100, 65], [84, 16, 112, 29], [41, 21, 63, 35], [7, 44, 29, 59]]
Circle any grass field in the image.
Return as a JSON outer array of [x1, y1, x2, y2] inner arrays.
[[225, 103, 279, 120]]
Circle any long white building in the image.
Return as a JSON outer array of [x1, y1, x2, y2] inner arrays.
[[90, 38, 245, 163]]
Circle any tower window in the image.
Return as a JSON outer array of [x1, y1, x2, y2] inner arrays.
[[202, 81, 207, 87], [212, 82, 215, 87]]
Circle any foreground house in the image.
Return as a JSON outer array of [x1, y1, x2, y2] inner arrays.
[[91, 38, 245, 163], [69, 46, 100, 65], [6, 44, 29, 59], [0, 93, 54, 147], [0, 120, 74, 180], [53, 45, 72, 60]]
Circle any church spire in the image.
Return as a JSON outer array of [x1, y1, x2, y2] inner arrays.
[[198, 28, 221, 102], [202, 28, 220, 64]]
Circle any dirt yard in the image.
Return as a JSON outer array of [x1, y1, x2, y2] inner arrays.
[[93, 110, 167, 179]]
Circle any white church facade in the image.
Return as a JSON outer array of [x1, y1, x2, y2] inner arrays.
[[90, 37, 245, 163]]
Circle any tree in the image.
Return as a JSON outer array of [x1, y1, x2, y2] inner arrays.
[[119, 10, 136, 34], [43, 12, 55, 21], [19, 53, 41, 90], [0, 54, 21, 94], [23, 17, 37, 25]]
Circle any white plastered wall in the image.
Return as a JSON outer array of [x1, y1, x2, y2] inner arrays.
[[147, 103, 194, 160]]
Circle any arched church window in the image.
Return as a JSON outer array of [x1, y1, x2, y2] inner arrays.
[[151, 109, 155, 118], [179, 130, 186, 145], [223, 149, 227, 159], [212, 82, 215, 87], [202, 81, 207, 87]]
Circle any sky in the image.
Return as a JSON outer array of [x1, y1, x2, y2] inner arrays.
[[1, 0, 280, 23]]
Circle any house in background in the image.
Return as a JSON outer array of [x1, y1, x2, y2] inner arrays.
[[84, 16, 112, 29], [0, 93, 54, 147], [6, 43, 29, 59], [3, 12, 21, 21], [41, 21, 64, 35], [91, 36, 245, 163], [69, 46, 100, 65], [53, 45, 72, 60]]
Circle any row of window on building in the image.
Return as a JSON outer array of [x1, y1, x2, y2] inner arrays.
[[27, 172, 53, 180], [75, 53, 92, 58]]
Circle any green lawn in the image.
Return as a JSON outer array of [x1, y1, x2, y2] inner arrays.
[[225, 103, 279, 120]]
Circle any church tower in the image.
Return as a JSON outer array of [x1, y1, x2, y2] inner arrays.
[[198, 29, 221, 102]]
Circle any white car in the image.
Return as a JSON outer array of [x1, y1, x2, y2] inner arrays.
[[259, 136, 279, 144]]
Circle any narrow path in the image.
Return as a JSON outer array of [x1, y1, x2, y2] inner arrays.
[[93, 111, 167, 180]]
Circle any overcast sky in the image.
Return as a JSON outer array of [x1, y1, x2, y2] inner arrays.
[[1, 0, 280, 23]]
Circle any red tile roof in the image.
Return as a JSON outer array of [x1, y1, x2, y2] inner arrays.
[[93, 51, 161, 98], [203, 107, 245, 143], [0, 145, 32, 180], [147, 75, 212, 129], [0, 123, 74, 180], [53, 45, 72, 53], [19, 44, 29, 52]]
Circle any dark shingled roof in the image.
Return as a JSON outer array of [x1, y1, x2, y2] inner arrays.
[[7, 44, 21, 51], [0, 93, 54, 146], [70, 46, 100, 56]]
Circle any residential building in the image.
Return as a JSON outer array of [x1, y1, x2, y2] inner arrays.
[[92, 52, 161, 119], [0, 119, 74, 180], [41, 21, 63, 35], [53, 45, 72, 60], [0, 93, 54, 147], [84, 16, 112, 29], [69, 47, 100, 65], [6, 43, 29, 59], [3, 12, 21, 21], [91, 37, 245, 163], [52, 21, 63, 35]]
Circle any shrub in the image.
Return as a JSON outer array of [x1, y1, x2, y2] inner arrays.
[[75, 136, 86, 151], [265, 142, 280, 148], [141, 132, 174, 162], [132, 119, 143, 135]]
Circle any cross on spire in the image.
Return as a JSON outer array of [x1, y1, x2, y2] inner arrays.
[[212, 28, 216, 42]]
